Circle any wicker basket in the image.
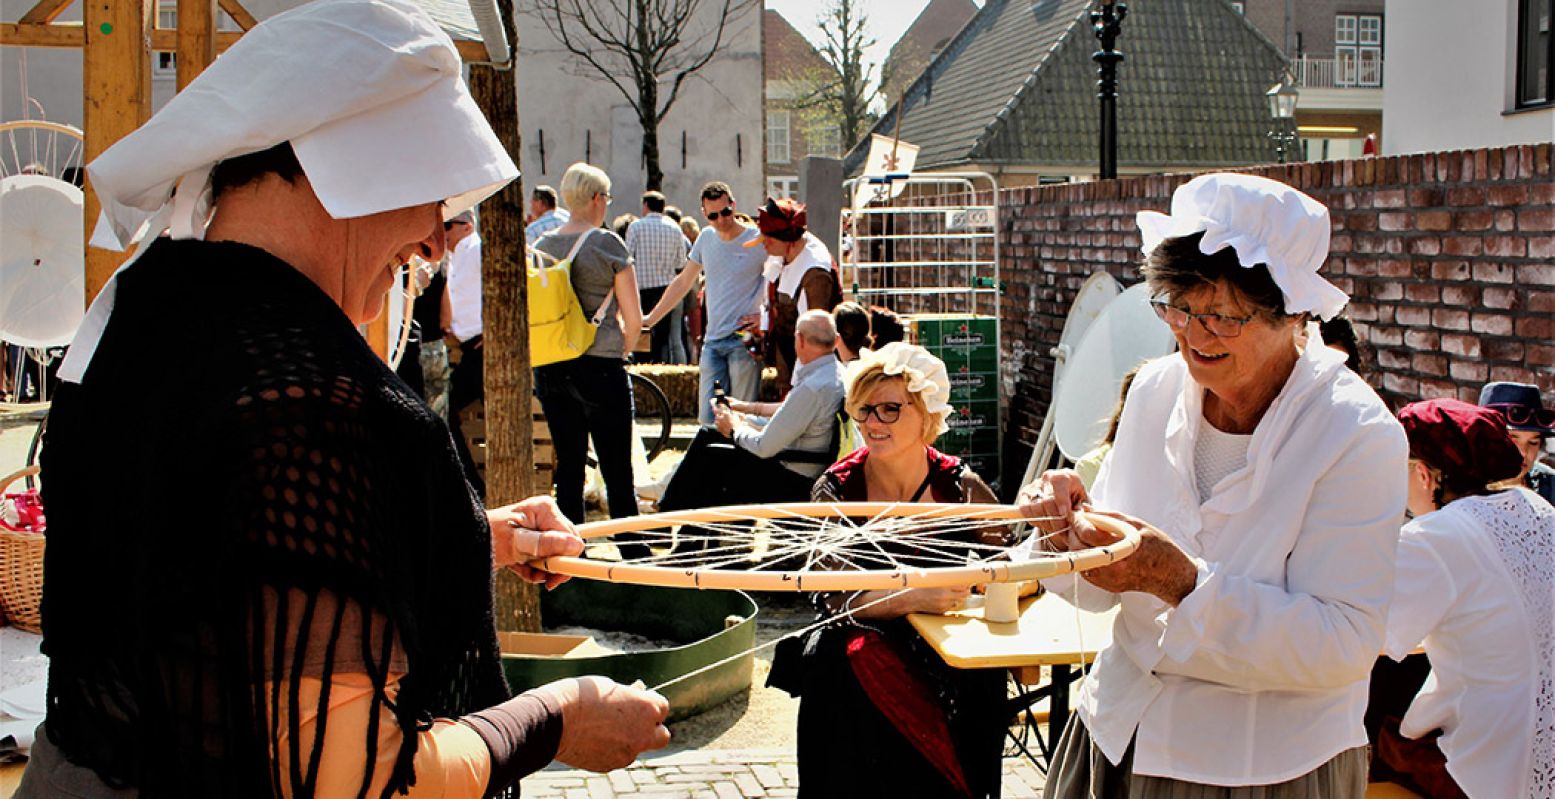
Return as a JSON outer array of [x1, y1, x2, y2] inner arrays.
[[0, 466, 44, 633]]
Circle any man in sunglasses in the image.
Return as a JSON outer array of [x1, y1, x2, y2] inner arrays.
[[1478, 381, 1555, 506], [643, 181, 769, 424]]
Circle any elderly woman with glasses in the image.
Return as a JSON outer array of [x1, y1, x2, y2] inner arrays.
[[767, 343, 1013, 799], [1020, 174, 1409, 798]]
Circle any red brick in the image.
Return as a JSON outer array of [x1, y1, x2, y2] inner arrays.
[[1446, 187, 1484, 206], [1434, 308, 1471, 330], [1405, 329, 1441, 350], [1349, 303, 1379, 322], [1443, 285, 1483, 306], [1484, 339, 1526, 361], [1516, 316, 1555, 339], [1383, 373, 1420, 396], [1470, 312, 1513, 336], [1373, 189, 1407, 209], [1495, 210, 1518, 231], [1371, 325, 1404, 346], [1378, 348, 1411, 370], [1405, 283, 1441, 303], [1443, 237, 1484, 256], [1480, 287, 1520, 310], [1449, 360, 1489, 382], [1411, 353, 1448, 376], [1431, 261, 1471, 281], [1396, 306, 1431, 326], [1518, 208, 1555, 231], [1408, 188, 1443, 207], [1347, 212, 1379, 232], [1472, 262, 1516, 283], [1518, 263, 1555, 285], [1531, 181, 1555, 204], [1348, 258, 1380, 277], [1379, 259, 1416, 278], [1441, 333, 1481, 358], [1330, 234, 1353, 254], [1531, 237, 1555, 260], [1371, 281, 1404, 301], [1407, 236, 1442, 256], [1491, 366, 1535, 383], [1452, 210, 1493, 231], [1529, 345, 1555, 367], [1484, 235, 1529, 257], [1420, 379, 1461, 399], [1530, 291, 1555, 314], [1488, 185, 1529, 206], [1379, 212, 1413, 231]]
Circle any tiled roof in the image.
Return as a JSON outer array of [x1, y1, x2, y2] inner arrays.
[[849, 0, 1290, 173], [880, 0, 979, 102], [765, 9, 833, 81]]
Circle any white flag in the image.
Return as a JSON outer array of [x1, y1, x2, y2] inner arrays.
[[853, 134, 919, 208]]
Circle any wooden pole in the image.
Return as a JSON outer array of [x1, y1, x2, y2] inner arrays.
[[174, 0, 216, 90], [468, 0, 539, 632], [82, 0, 151, 306]]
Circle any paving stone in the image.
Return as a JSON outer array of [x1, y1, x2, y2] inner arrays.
[[586, 775, 616, 799], [609, 771, 637, 792], [732, 773, 766, 796], [565, 788, 591, 799], [748, 764, 784, 788], [711, 781, 745, 799]]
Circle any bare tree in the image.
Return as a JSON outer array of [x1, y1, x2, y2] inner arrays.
[[531, 0, 754, 191], [469, 0, 541, 632], [814, 0, 878, 151]]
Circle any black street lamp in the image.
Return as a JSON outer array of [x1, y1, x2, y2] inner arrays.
[[1266, 75, 1300, 164], [1092, 0, 1127, 180]]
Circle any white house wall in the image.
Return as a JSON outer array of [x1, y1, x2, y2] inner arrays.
[[1383, 0, 1554, 155]]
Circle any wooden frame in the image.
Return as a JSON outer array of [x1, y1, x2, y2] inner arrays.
[[540, 504, 1142, 592]]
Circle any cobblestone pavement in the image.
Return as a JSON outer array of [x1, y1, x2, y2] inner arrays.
[[520, 748, 1049, 798]]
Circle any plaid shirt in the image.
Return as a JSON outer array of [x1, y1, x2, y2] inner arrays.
[[625, 213, 688, 289], [524, 208, 569, 244]]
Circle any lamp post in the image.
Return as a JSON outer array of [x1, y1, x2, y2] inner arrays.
[[1266, 75, 1299, 164], [1092, 0, 1127, 180]]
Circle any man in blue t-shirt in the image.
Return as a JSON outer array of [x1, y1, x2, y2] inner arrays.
[[644, 182, 768, 425]]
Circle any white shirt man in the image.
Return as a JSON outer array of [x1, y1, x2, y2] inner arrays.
[[445, 215, 482, 342]]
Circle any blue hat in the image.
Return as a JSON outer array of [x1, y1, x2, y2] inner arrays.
[[1477, 382, 1555, 433]]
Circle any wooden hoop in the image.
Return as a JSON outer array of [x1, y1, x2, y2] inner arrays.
[[539, 502, 1141, 591]]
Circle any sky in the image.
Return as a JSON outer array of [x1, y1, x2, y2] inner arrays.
[[762, 0, 977, 92]]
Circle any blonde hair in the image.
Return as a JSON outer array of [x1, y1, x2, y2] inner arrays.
[[560, 162, 610, 211], [680, 216, 700, 242], [847, 366, 939, 446]]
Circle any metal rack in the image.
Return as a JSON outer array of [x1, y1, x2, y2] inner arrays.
[[840, 172, 1003, 481]]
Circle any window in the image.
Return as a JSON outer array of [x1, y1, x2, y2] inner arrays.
[[1517, 0, 1553, 107], [767, 176, 799, 199], [1229, 1, 1244, 14], [766, 109, 791, 164], [1334, 14, 1383, 87], [807, 124, 841, 159]]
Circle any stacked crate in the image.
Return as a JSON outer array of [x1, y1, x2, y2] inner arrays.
[[911, 314, 1000, 480]]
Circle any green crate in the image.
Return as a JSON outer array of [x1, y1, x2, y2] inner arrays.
[[947, 369, 999, 402], [911, 315, 997, 348]]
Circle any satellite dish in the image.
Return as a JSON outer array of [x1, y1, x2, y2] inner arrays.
[[1050, 271, 1121, 393], [0, 174, 85, 348], [1052, 282, 1177, 461]]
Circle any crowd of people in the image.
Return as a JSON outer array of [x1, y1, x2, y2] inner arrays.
[[16, 1, 1553, 797]]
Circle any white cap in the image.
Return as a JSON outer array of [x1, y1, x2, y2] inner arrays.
[[1135, 173, 1348, 321], [849, 342, 953, 437], [63, 0, 516, 382]]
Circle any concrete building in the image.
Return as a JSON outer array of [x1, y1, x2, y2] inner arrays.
[[515, 2, 764, 221], [1233, 0, 1386, 162], [1382, 0, 1553, 155], [763, 8, 838, 199]]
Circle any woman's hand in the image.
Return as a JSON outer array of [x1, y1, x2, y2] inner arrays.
[[488, 496, 584, 589], [535, 676, 671, 772], [1069, 510, 1199, 606], [907, 586, 972, 615], [1015, 469, 1094, 548]]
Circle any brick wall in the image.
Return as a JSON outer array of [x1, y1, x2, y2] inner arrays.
[[996, 142, 1554, 481]]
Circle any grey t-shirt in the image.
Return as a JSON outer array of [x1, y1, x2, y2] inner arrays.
[[689, 224, 768, 341], [534, 228, 633, 359]]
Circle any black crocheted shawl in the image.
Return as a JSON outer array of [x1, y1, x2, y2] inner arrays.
[[38, 239, 509, 797]]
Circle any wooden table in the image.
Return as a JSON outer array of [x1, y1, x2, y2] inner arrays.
[[908, 591, 1117, 765]]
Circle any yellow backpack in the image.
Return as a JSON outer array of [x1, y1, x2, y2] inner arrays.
[[528, 229, 614, 367]]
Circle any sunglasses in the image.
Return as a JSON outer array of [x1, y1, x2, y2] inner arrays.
[[1150, 299, 1257, 338], [1485, 403, 1555, 429], [443, 220, 468, 231], [851, 402, 903, 424], [705, 207, 735, 220]]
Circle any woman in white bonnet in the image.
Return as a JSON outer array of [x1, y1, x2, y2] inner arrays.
[[1020, 174, 1409, 797], [21, 0, 668, 796]]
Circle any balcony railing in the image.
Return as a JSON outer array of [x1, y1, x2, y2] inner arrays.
[[1292, 55, 1383, 89]]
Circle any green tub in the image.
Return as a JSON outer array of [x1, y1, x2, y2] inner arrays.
[[500, 580, 757, 723]]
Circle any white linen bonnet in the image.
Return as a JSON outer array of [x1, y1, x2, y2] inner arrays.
[[61, 0, 517, 382], [1135, 173, 1347, 321], [850, 342, 954, 437]]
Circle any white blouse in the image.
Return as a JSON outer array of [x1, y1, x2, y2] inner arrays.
[[1046, 343, 1409, 786], [1385, 488, 1554, 799]]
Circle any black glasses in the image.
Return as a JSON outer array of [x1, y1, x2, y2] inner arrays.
[[851, 402, 903, 424], [1485, 403, 1555, 429], [705, 207, 734, 220], [596, 191, 612, 201], [443, 220, 467, 231], [1150, 299, 1256, 338]]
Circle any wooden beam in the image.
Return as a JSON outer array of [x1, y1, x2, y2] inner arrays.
[[216, 0, 256, 30], [455, 39, 489, 63], [175, 0, 216, 89], [83, 0, 152, 306], [18, 0, 76, 25], [0, 21, 85, 48], [148, 27, 238, 51]]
